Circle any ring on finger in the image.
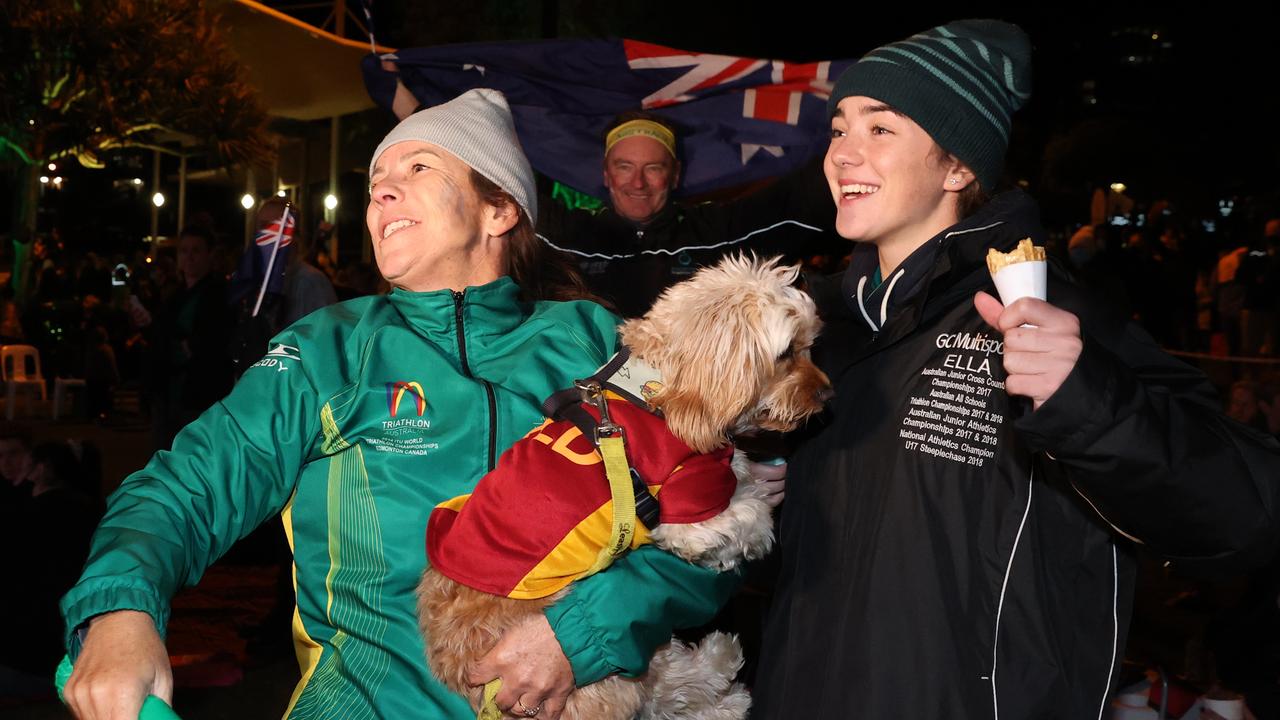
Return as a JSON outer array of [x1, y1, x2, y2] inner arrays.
[[515, 698, 542, 717]]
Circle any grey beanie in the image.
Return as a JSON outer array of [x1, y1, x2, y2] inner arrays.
[[828, 19, 1032, 191], [369, 88, 537, 224]]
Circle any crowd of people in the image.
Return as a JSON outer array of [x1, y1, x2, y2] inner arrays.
[[0, 206, 386, 440], [0, 16, 1278, 720], [1060, 205, 1280, 454], [1061, 208, 1280, 359]]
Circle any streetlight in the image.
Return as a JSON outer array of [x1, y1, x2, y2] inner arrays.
[[52, 176, 63, 186], [241, 194, 256, 210], [1110, 182, 1127, 194], [131, 178, 143, 186], [39, 176, 49, 184], [152, 192, 166, 208], [276, 189, 287, 198], [47, 162, 57, 172], [324, 194, 338, 211]]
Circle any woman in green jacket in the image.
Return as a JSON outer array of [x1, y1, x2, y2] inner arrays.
[[60, 88, 736, 720]]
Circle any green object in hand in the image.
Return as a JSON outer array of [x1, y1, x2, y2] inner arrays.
[[56, 655, 183, 720], [478, 677, 505, 720]]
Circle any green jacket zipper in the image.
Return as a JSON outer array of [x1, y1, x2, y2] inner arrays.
[[453, 290, 499, 471]]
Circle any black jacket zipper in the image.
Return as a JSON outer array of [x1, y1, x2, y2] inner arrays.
[[453, 290, 499, 471]]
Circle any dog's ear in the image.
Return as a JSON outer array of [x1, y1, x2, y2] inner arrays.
[[646, 289, 774, 454], [654, 385, 730, 454]]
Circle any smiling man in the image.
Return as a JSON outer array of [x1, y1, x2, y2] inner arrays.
[[538, 111, 841, 317], [602, 116, 680, 225]]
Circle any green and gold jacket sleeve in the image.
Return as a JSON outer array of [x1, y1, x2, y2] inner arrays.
[[545, 545, 742, 684], [61, 334, 320, 655]]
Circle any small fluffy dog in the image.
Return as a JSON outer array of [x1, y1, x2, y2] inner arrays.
[[419, 255, 831, 719]]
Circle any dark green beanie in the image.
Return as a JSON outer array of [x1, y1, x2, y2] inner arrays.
[[828, 19, 1032, 191]]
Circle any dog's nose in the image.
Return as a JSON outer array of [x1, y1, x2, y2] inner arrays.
[[815, 385, 834, 403]]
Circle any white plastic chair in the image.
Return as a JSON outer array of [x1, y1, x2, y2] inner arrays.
[[2, 344, 48, 419]]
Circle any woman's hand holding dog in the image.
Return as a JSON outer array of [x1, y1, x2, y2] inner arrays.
[[468, 613, 574, 719], [740, 459, 788, 507], [63, 610, 173, 720]]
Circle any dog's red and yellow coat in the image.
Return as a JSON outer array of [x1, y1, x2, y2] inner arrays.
[[427, 395, 736, 600]]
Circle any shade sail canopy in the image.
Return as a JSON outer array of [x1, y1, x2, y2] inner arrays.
[[215, 0, 395, 121]]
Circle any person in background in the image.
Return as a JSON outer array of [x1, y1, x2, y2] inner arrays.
[[0, 421, 34, 506], [83, 325, 119, 422], [537, 111, 842, 317], [1068, 223, 1132, 321], [1237, 219, 1280, 357], [131, 226, 235, 451], [1226, 380, 1270, 433], [254, 199, 339, 330]]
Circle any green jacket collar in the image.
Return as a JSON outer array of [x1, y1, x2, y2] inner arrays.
[[387, 276, 527, 340]]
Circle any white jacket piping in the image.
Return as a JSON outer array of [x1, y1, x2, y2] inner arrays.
[[536, 219, 823, 260], [1096, 543, 1119, 720], [990, 466, 1035, 720]]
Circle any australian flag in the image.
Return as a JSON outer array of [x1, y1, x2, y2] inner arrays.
[[230, 206, 296, 308], [362, 39, 853, 198]]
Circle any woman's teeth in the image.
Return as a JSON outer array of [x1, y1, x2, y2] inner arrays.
[[840, 183, 879, 197], [383, 219, 417, 238]]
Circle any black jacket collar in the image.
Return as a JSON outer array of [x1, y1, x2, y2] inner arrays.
[[840, 190, 1044, 334], [601, 203, 682, 245]]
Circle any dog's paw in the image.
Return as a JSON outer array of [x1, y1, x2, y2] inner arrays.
[[641, 632, 748, 720]]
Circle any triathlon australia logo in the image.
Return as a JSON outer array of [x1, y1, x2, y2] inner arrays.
[[386, 381, 427, 418], [370, 381, 435, 454], [376, 379, 437, 445]]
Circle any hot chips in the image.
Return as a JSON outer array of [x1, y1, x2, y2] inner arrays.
[[986, 238, 1046, 275]]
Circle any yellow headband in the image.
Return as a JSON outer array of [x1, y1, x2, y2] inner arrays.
[[605, 120, 676, 158]]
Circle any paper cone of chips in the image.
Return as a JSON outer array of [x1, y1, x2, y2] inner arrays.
[[986, 238, 1047, 305]]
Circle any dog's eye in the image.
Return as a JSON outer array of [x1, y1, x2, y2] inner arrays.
[[778, 346, 795, 361]]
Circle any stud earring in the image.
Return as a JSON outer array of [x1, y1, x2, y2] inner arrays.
[[948, 178, 960, 185]]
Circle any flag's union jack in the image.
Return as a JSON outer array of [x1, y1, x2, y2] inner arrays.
[[231, 206, 297, 306], [255, 209, 297, 248], [623, 39, 835, 121], [622, 40, 837, 164]]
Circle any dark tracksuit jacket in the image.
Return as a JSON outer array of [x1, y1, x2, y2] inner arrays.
[[753, 191, 1280, 719], [537, 158, 842, 318]]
